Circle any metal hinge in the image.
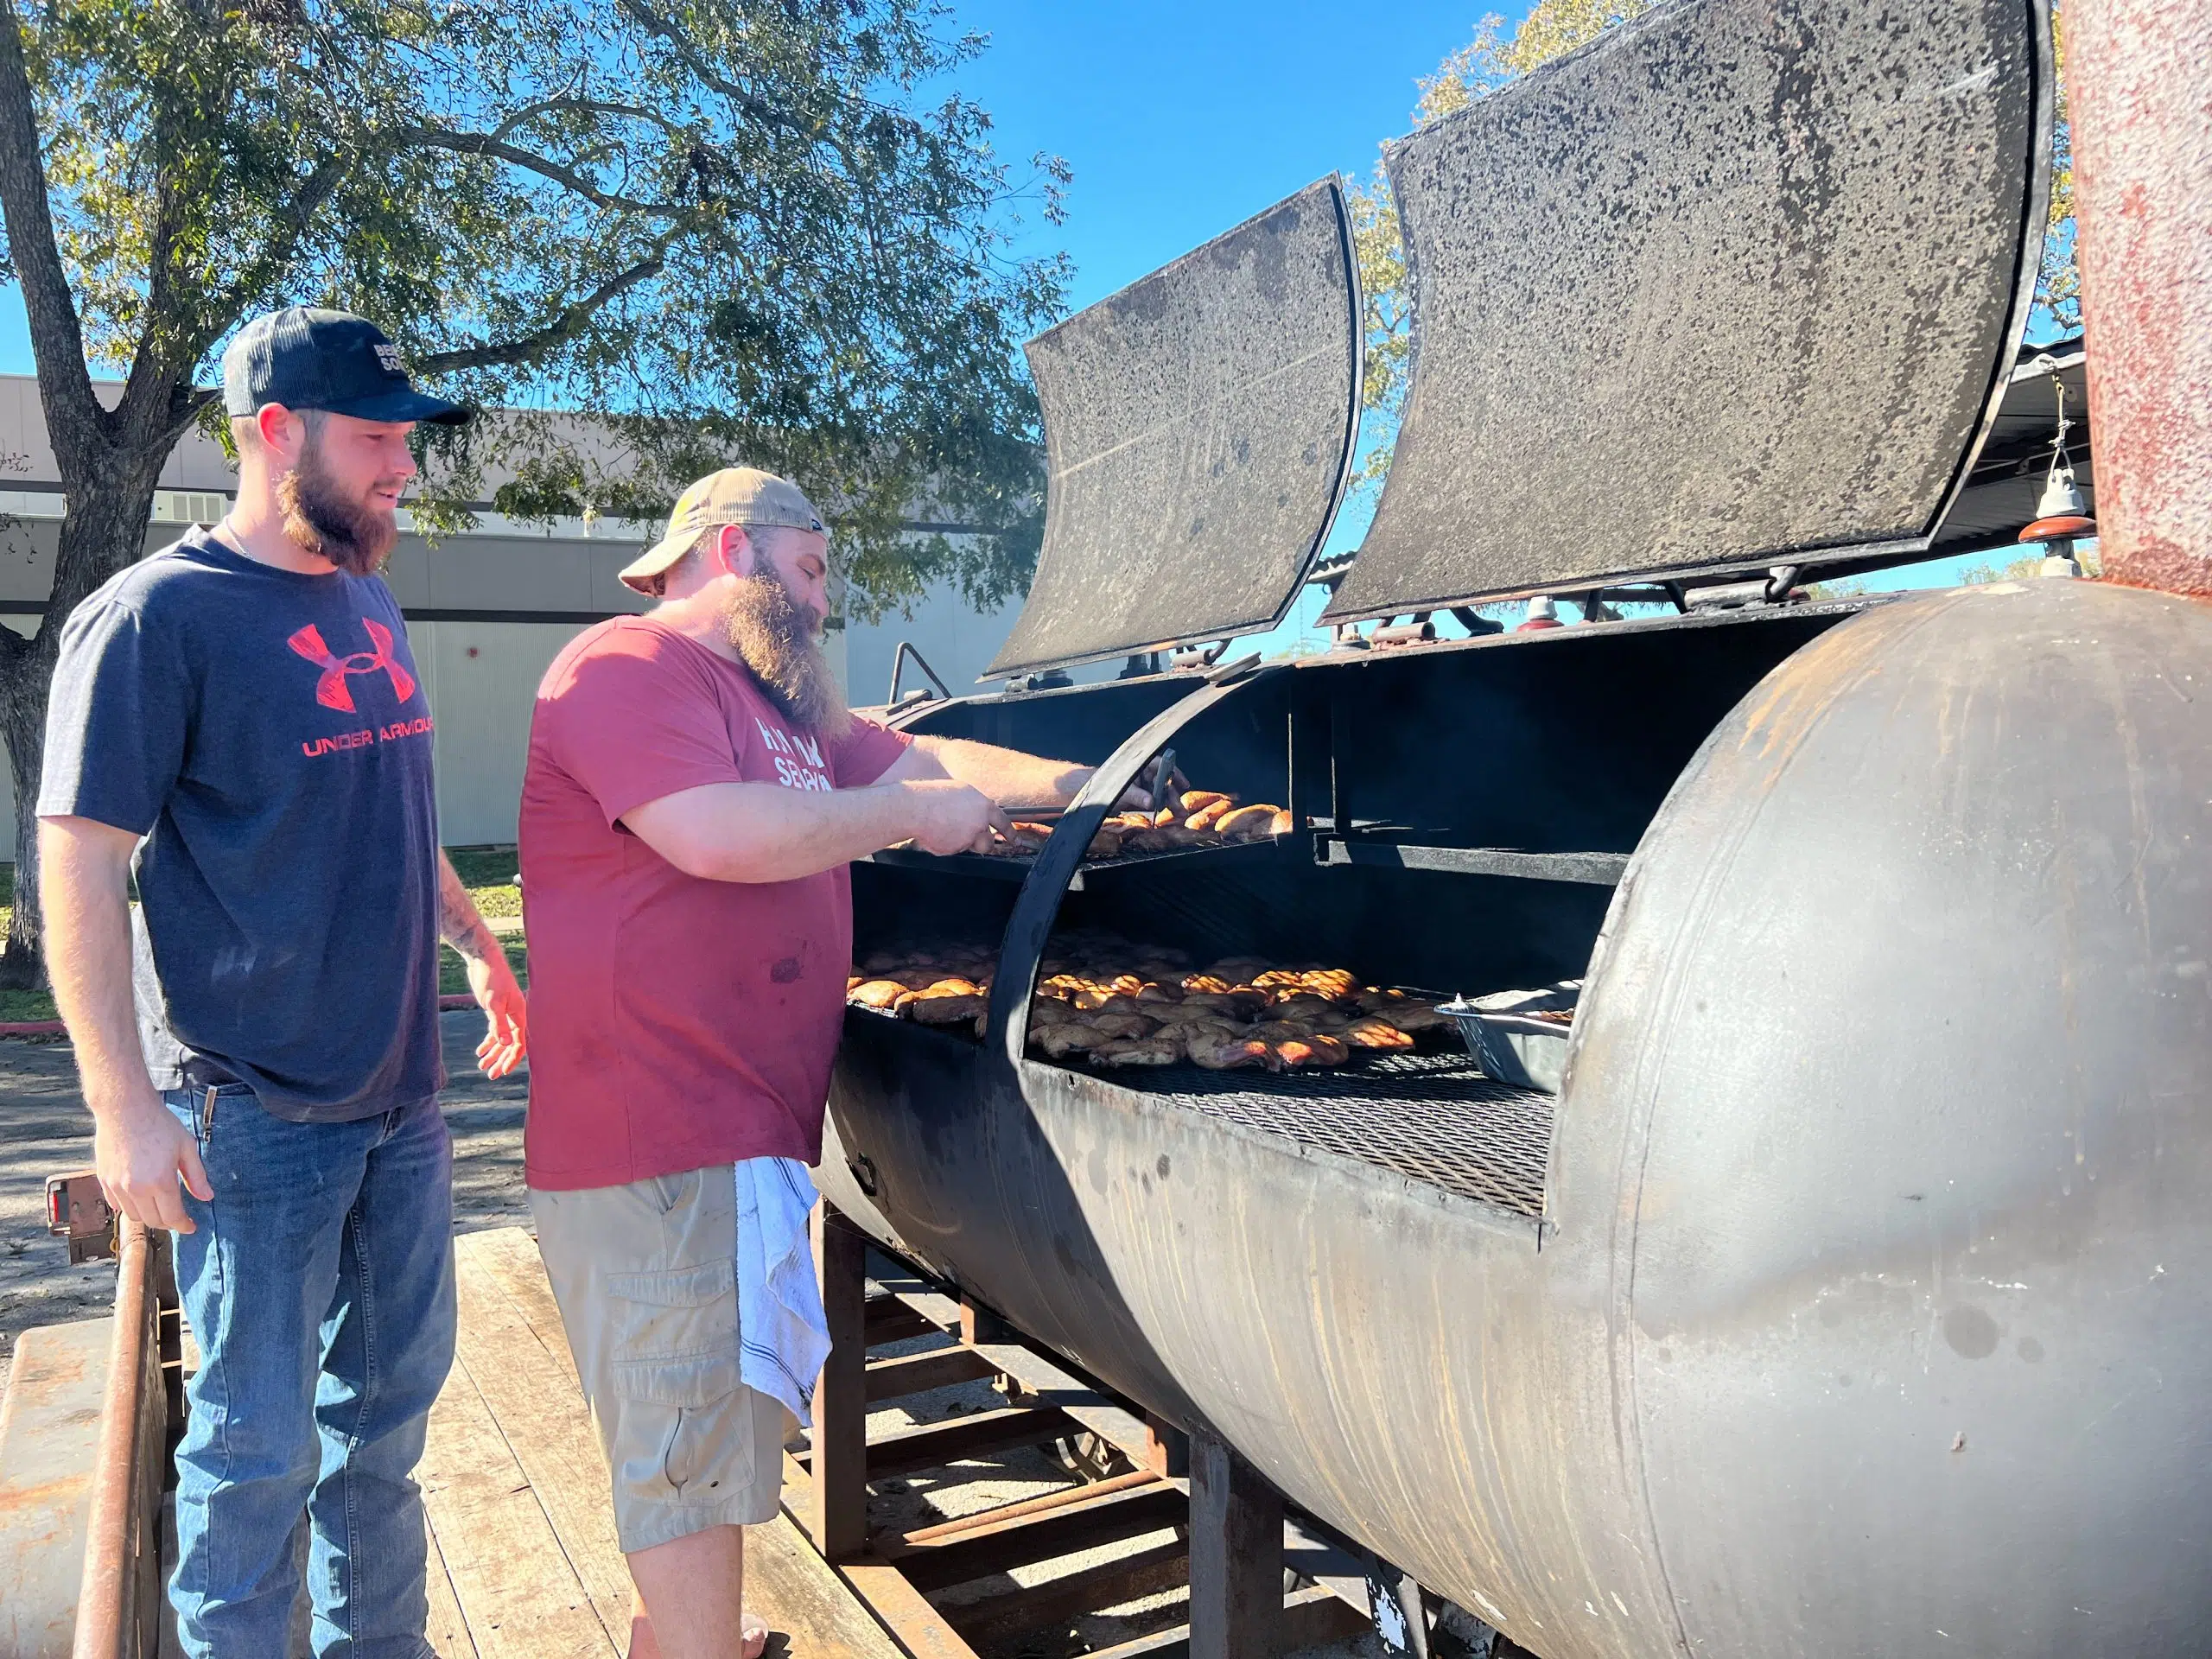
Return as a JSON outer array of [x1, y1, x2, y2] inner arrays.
[[45, 1169, 117, 1264]]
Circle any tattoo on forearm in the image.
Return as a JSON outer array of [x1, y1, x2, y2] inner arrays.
[[438, 868, 495, 962]]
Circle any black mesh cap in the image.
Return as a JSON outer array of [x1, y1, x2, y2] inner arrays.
[[222, 308, 470, 426]]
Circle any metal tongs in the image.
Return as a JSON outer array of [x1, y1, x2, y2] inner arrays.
[[1001, 748, 1179, 824], [1149, 748, 1178, 816]]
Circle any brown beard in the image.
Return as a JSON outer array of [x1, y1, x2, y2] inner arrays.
[[278, 436, 400, 575], [721, 569, 851, 741]]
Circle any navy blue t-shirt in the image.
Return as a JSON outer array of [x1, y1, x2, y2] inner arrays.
[[38, 529, 443, 1122]]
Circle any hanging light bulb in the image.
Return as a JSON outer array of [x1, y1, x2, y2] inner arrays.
[[2018, 365, 2095, 576], [1516, 594, 1565, 632]]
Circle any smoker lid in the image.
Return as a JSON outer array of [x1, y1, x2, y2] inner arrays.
[[987, 178, 1362, 678], [1321, 0, 2051, 624]]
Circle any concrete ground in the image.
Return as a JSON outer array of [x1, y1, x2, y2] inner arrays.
[[0, 1017, 1395, 1658]]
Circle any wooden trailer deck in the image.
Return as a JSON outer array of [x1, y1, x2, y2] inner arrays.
[[29, 1215, 1375, 1656], [429, 1224, 1377, 1659], [421, 1226, 908, 1659]]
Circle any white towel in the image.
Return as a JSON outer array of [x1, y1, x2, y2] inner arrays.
[[734, 1157, 834, 1426]]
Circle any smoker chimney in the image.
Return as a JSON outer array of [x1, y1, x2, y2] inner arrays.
[[2069, 0, 2212, 597]]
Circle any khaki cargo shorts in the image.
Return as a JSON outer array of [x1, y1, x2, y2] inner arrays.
[[531, 1165, 790, 1553]]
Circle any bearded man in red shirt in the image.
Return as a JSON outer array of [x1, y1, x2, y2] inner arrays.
[[519, 467, 1116, 1659]]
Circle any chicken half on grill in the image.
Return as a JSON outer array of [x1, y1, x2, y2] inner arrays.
[[848, 931, 1450, 1073]]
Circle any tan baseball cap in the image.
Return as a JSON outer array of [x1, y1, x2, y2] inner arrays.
[[618, 467, 827, 594]]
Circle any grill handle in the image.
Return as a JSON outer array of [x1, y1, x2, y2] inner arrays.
[[984, 668, 1287, 1073]]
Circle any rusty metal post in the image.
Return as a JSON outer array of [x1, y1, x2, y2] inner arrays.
[[2069, 0, 2212, 596], [1187, 1429, 1284, 1659], [810, 1204, 872, 1562], [73, 1217, 165, 1659]]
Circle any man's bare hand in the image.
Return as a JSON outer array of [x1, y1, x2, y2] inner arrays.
[[94, 1093, 212, 1234], [468, 946, 529, 1080], [902, 779, 1007, 856]]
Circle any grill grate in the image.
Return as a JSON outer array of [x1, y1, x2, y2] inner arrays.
[[1099, 1050, 1553, 1217]]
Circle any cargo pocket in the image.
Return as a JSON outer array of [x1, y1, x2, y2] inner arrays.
[[607, 1258, 741, 1408]]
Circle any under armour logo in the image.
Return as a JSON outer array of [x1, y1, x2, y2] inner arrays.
[[288, 619, 416, 713]]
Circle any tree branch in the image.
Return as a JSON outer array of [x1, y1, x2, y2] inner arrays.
[[613, 0, 824, 138], [490, 95, 684, 147], [413, 245, 668, 375], [156, 384, 220, 449], [0, 0, 111, 476], [117, 153, 354, 441], [209, 153, 353, 328], [388, 124, 683, 217]]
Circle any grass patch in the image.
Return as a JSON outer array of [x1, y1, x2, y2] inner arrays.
[[446, 845, 522, 919], [1, 986, 56, 1023]]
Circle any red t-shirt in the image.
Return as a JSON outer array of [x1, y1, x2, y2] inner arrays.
[[518, 617, 910, 1190]]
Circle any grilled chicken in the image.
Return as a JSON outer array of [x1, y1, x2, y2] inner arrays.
[[1215, 804, 1282, 841], [1093, 1035, 1183, 1067], [1185, 1032, 1270, 1070], [849, 979, 912, 1012], [1258, 1033, 1350, 1070], [957, 780, 1294, 863], [1038, 1022, 1116, 1058], [908, 992, 988, 1026], [1124, 824, 1213, 855], [1342, 1016, 1417, 1050], [1296, 968, 1359, 1000], [858, 931, 1452, 1071]]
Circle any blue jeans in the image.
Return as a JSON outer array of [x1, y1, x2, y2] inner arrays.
[[163, 1084, 455, 1659]]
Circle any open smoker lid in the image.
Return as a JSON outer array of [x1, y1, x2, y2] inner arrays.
[[1321, 0, 2052, 625], [987, 178, 1362, 678]]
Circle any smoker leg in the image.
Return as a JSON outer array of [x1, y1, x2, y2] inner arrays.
[[1142, 1410, 1190, 1479], [1188, 1429, 1284, 1659], [959, 1293, 1014, 1345], [810, 1205, 871, 1561], [1365, 1560, 1432, 1656]]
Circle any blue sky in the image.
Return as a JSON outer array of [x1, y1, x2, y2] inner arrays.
[[925, 1, 1502, 313]]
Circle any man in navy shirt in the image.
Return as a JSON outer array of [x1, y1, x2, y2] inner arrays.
[[39, 308, 526, 1657]]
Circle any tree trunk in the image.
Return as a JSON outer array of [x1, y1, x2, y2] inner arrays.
[[0, 472, 167, 988], [0, 637, 57, 988]]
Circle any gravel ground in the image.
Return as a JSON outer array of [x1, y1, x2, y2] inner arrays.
[[0, 1014, 1391, 1658]]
